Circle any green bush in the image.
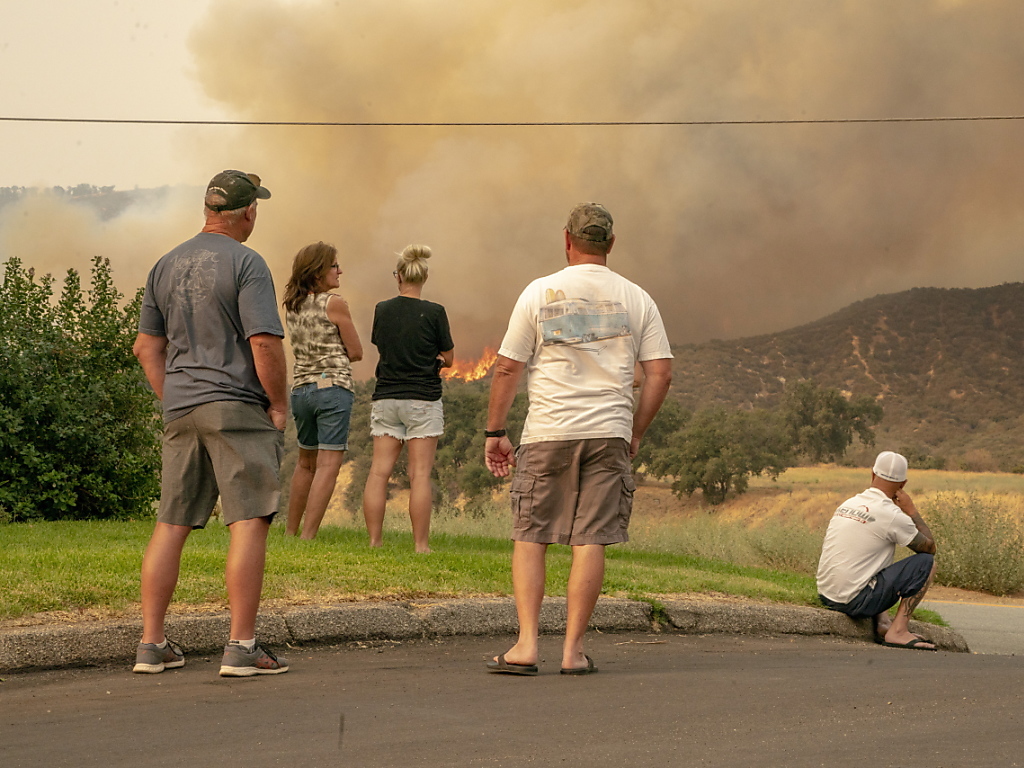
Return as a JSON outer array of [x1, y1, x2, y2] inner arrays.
[[924, 492, 1024, 595], [0, 256, 161, 521]]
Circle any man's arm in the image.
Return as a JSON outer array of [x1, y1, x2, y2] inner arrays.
[[133, 332, 168, 400], [250, 333, 288, 430], [630, 357, 673, 459], [894, 489, 937, 554], [437, 348, 455, 369], [484, 355, 526, 478]]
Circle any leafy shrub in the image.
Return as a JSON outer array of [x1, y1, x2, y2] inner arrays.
[[924, 492, 1024, 595], [0, 256, 161, 521]]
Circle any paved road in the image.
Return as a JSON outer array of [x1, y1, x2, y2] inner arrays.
[[924, 598, 1024, 655], [3, 632, 1022, 768]]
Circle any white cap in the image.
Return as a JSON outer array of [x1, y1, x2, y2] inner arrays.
[[872, 451, 908, 483]]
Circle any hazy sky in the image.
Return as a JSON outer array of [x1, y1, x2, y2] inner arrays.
[[3, 0, 1024, 370], [1, 0, 229, 188]]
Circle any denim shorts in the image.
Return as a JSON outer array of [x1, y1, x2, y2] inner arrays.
[[370, 398, 444, 440], [291, 383, 355, 450]]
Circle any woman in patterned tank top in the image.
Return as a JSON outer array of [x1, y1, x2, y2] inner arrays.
[[282, 242, 363, 539]]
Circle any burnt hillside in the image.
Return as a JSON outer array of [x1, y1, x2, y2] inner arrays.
[[670, 282, 1024, 470]]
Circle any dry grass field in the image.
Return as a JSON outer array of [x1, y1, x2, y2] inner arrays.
[[322, 464, 1024, 596]]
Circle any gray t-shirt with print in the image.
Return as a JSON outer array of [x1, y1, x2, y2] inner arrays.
[[138, 232, 284, 423]]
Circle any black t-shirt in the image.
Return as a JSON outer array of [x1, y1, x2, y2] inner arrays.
[[371, 296, 454, 401]]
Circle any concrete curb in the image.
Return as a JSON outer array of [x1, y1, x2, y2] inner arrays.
[[0, 596, 968, 673]]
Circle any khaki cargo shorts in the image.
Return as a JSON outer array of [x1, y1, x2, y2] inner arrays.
[[158, 400, 283, 528], [510, 438, 635, 546]]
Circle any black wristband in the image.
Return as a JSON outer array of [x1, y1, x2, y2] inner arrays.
[[484, 429, 507, 438]]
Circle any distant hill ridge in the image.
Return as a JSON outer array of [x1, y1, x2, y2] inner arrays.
[[0, 185, 172, 220], [670, 282, 1024, 471]]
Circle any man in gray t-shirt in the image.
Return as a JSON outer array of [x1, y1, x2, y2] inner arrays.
[[138, 231, 284, 423], [132, 170, 290, 677]]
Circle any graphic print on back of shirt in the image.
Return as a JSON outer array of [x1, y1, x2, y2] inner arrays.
[[835, 504, 875, 524], [539, 288, 630, 350], [172, 249, 217, 308]]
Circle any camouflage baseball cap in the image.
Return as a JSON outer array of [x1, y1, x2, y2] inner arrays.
[[205, 170, 271, 212], [566, 202, 613, 242]]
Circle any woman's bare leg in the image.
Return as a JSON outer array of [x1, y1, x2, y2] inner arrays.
[[285, 448, 318, 536], [300, 449, 346, 539], [362, 436, 403, 547], [406, 436, 439, 553]]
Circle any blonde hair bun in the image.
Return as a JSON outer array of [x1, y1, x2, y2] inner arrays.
[[396, 244, 432, 285], [401, 244, 432, 263]]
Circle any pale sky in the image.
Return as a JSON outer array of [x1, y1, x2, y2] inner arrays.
[[0, 0, 227, 188]]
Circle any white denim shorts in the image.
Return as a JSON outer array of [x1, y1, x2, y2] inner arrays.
[[370, 398, 444, 440]]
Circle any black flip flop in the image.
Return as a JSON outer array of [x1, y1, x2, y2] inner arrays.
[[486, 653, 539, 676], [881, 637, 937, 651], [560, 655, 598, 675]]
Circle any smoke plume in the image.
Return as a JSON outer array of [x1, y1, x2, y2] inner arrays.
[[5, 0, 1024, 379]]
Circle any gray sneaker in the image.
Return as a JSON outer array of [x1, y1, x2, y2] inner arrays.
[[219, 641, 289, 677], [133, 639, 185, 674]]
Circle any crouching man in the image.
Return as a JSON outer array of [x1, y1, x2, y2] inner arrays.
[[816, 451, 938, 650]]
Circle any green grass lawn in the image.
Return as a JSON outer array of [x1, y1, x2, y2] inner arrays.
[[9, 461, 992, 627], [0, 518, 822, 621]]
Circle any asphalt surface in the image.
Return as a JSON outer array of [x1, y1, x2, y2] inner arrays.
[[923, 598, 1024, 655], [3, 632, 1022, 768]]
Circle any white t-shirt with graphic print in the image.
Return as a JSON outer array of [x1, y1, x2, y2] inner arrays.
[[816, 487, 920, 604], [498, 263, 672, 444]]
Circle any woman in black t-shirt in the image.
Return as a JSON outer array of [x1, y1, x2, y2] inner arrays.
[[363, 244, 454, 553]]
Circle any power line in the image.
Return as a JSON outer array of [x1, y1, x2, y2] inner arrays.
[[1, 115, 1024, 127]]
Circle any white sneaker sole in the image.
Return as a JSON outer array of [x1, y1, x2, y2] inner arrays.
[[219, 664, 288, 677], [133, 659, 184, 674]]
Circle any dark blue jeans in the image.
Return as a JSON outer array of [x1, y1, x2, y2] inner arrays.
[[819, 553, 934, 619]]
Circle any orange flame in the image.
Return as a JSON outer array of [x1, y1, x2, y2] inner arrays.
[[443, 347, 498, 382]]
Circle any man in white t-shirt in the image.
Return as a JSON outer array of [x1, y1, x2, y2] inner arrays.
[[484, 202, 673, 675], [817, 451, 938, 650]]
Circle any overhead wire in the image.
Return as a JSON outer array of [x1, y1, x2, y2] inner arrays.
[[1, 115, 1024, 127]]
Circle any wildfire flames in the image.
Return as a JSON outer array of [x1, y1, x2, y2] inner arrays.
[[443, 347, 498, 382]]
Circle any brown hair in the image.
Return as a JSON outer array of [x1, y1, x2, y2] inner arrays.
[[283, 241, 337, 314], [395, 244, 431, 285]]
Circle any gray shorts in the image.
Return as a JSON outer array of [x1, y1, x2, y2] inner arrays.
[[370, 399, 444, 440], [510, 438, 635, 546], [158, 400, 283, 528]]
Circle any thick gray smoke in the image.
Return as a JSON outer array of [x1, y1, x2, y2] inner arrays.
[[5, 0, 1024, 377]]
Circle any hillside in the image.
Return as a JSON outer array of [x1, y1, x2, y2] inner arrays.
[[669, 282, 1024, 471]]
